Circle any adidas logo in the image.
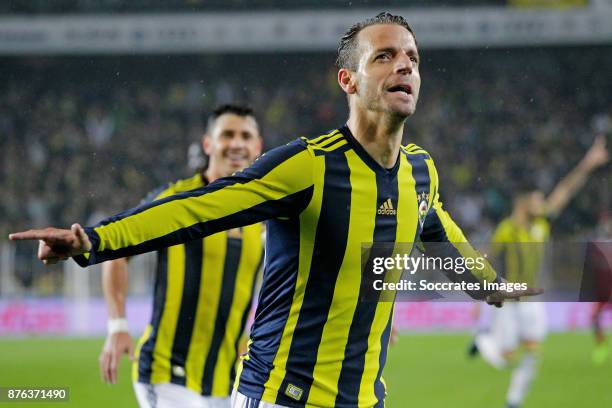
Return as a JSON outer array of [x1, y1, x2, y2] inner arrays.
[[377, 198, 397, 216]]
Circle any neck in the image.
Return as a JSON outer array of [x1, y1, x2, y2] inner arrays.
[[346, 109, 405, 169], [204, 167, 222, 183], [511, 208, 530, 228]]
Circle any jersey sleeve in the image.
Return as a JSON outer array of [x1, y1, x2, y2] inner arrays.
[[419, 157, 501, 298], [74, 139, 314, 267]]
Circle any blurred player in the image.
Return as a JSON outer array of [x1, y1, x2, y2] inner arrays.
[[98, 104, 264, 408], [10, 13, 541, 407], [585, 217, 612, 365], [592, 301, 612, 365], [472, 136, 608, 408]]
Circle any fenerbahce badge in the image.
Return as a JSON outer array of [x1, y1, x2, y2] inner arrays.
[[417, 191, 430, 227]]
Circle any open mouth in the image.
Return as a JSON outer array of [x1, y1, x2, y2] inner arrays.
[[387, 84, 412, 95], [226, 153, 248, 162]]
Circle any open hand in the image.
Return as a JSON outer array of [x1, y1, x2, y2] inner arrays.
[[99, 332, 135, 385]]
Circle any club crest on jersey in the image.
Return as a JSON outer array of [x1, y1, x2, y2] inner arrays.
[[417, 191, 430, 227]]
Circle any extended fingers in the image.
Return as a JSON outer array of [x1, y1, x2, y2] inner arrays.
[[9, 229, 51, 241], [99, 351, 111, 384], [109, 350, 119, 384]]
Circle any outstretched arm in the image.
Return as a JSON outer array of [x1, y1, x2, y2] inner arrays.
[[420, 158, 542, 304], [545, 135, 608, 218], [10, 140, 314, 266]]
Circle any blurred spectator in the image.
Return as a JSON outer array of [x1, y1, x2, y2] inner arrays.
[[0, 0, 507, 14], [85, 106, 115, 148]]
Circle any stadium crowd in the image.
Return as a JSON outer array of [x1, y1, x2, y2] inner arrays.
[[1, 0, 506, 14], [1, 47, 610, 289]]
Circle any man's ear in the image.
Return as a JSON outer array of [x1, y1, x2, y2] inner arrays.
[[202, 134, 211, 155], [338, 68, 357, 95]]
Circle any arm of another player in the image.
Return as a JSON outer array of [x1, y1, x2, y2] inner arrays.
[[99, 258, 134, 385], [420, 158, 542, 304], [545, 135, 609, 218], [9, 140, 314, 266]]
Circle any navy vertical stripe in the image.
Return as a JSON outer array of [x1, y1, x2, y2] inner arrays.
[[335, 169, 399, 407], [139, 249, 169, 383], [201, 237, 243, 394], [275, 151, 352, 406], [169, 239, 204, 385], [238, 216, 301, 399], [230, 249, 263, 395]]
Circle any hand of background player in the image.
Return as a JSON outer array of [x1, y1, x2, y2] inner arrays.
[[485, 286, 544, 308], [8, 223, 92, 264], [389, 325, 399, 346], [99, 332, 135, 385], [581, 135, 609, 171]]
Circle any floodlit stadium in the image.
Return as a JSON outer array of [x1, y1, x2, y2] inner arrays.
[[1, 1, 611, 407]]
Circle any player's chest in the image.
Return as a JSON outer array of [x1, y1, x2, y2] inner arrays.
[[309, 166, 432, 240]]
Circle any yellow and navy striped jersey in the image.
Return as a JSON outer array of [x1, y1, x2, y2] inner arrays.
[[75, 126, 498, 407], [131, 173, 264, 397], [491, 217, 550, 287]]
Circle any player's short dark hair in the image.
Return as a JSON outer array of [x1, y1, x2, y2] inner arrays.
[[336, 12, 417, 70], [206, 103, 258, 133]]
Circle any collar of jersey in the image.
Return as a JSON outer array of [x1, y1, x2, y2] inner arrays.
[[339, 124, 401, 177]]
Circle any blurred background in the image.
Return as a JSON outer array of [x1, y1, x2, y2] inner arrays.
[[0, 1, 611, 407]]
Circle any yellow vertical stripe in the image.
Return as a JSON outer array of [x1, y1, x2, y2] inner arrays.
[[307, 150, 378, 407], [132, 324, 153, 382], [150, 245, 185, 383], [184, 232, 227, 393], [234, 359, 245, 391], [234, 338, 254, 392], [358, 302, 393, 407], [358, 154, 418, 405], [211, 224, 263, 396], [262, 155, 325, 402]]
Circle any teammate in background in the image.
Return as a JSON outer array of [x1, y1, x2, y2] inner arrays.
[[10, 13, 541, 407], [471, 136, 608, 408], [98, 104, 264, 408]]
